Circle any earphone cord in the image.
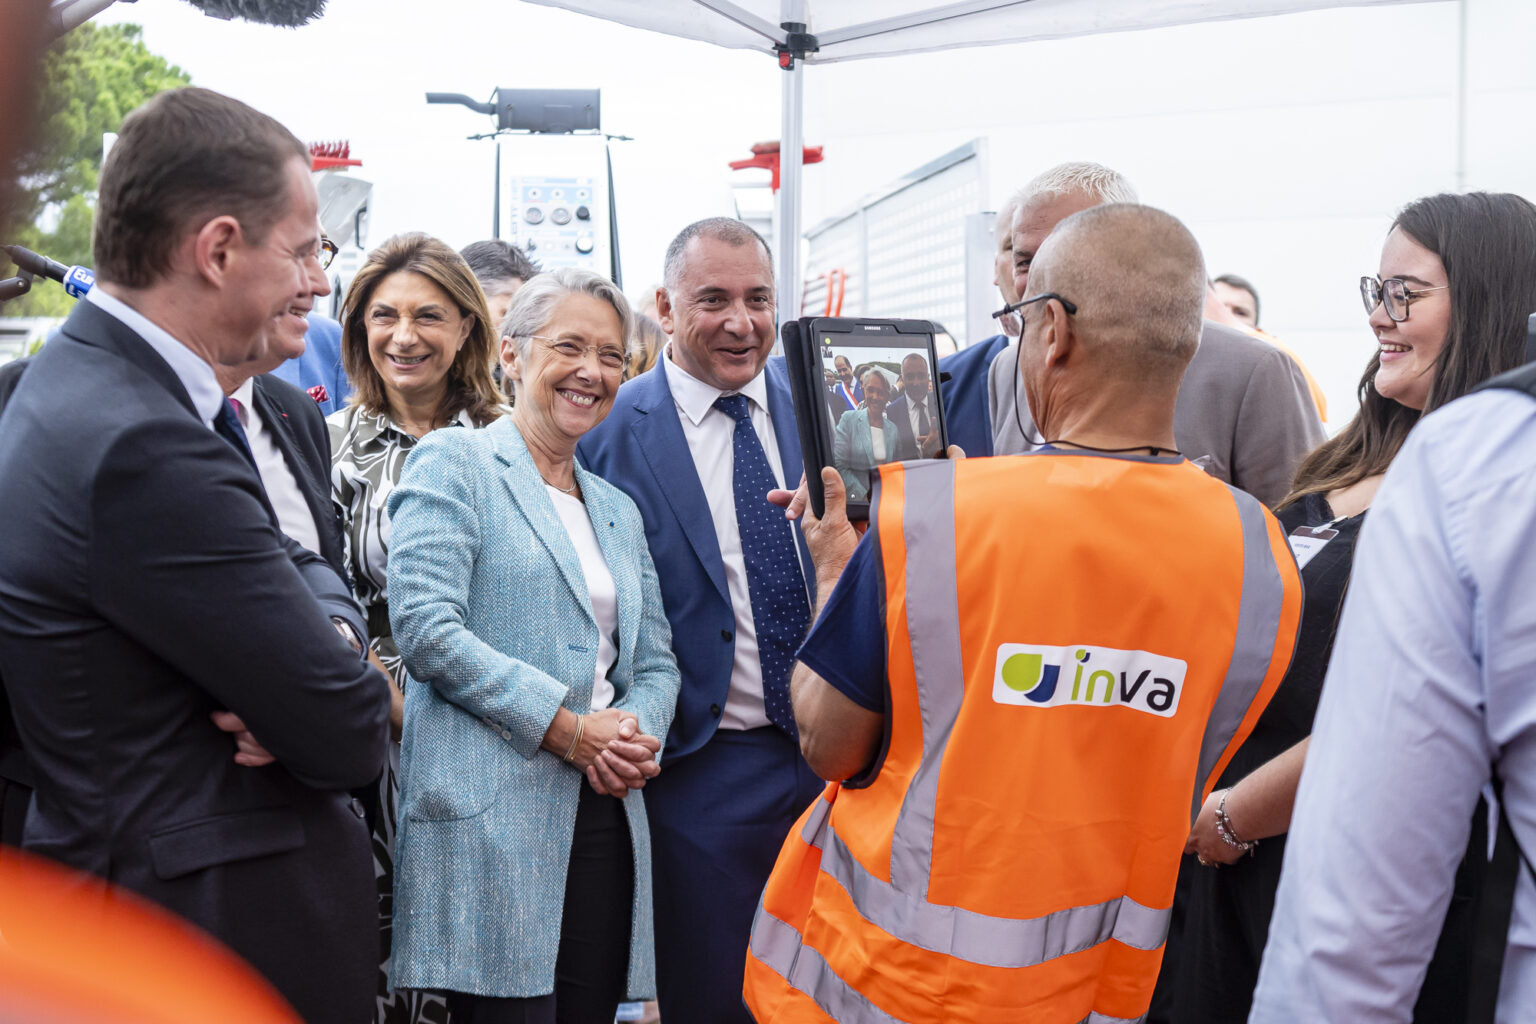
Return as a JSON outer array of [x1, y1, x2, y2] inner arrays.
[[1011, 351, 1180, 457]]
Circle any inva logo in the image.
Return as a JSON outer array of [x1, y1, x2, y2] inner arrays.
[[992, 643, 1186, 717]]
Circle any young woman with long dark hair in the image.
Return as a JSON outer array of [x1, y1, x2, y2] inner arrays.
[[1173, 191, 1536, 1022]]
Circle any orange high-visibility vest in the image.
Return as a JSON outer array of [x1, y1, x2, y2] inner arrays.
[[744, 453, 1302, 1024]]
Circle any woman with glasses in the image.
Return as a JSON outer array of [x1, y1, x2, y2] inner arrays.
[[1171, 191, 1536, 1023], [328, 231, 505, 1024], [385, 267, 680, 1023], [833, 366, 899, 500]]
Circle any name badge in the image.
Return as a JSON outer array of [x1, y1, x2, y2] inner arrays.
[[1287, 524, 1338, 571]]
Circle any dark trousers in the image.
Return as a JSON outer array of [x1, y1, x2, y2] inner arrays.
[[645, 726, 825, 1024], [446, 783, 634, 1024]]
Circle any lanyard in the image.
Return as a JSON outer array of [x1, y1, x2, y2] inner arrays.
[[1287, 513, 1350, 571]]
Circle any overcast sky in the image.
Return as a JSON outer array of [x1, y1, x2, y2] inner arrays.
[[86, 0, 1534, 421]]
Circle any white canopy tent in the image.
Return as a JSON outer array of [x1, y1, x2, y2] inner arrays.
[[523, 0, 1416, 315]]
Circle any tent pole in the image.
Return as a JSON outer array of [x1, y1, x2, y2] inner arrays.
[[779, 58, 804, 319], [1453, 0, 1468, 192], [777, 0, 808, 321]]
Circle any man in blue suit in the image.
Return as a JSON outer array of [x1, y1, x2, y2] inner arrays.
[[937, 196, 1019, 457], [579, 217, 823, 1024]]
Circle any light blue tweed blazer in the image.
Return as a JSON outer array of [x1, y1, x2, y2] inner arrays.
[[384, 416, 680, 999], [833, 406, 899, 501]]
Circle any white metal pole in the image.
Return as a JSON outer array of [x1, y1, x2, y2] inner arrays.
[[1453, 0, 1469, 192], [779, 60, 804, 320], [777, 0, 807, 321]]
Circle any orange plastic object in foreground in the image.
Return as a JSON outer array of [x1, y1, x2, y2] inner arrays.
[[0, 846, 300, 1024]]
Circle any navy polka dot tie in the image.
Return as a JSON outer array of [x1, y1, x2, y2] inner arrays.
[[715, 394, 810, 739]]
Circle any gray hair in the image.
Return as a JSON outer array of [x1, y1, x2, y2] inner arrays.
[[859, 366, 887, 389], [1011, 161, 1139, 211], [502, 267, 635, 365], [662, 217, 774, 293]]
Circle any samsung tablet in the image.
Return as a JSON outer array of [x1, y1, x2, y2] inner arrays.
[[782, 316, 949, 520]]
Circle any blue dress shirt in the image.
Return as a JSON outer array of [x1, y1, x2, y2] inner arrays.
[[1251, 387, 1536, 1022]]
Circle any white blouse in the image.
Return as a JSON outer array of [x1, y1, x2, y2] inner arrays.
[[547, 486, 619, 710]]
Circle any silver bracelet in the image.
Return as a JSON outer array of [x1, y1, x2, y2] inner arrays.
[[1215, 789, 1258, 855]]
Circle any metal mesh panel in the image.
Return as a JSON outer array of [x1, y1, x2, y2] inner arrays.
[[806, 143, 982, 345]]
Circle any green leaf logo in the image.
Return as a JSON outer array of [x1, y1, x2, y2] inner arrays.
[[1001, 652, 1043, 693]]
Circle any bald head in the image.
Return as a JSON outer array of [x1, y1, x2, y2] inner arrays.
[[1029, 204, 1206, 379]]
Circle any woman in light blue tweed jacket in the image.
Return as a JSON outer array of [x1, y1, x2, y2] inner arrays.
[[385, 268, 680, 1024], [832, 367, 898, 501]]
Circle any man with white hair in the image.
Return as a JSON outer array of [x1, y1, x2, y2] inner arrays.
[[987, 161, 1323, 507], [936, 194, 1021, 457]]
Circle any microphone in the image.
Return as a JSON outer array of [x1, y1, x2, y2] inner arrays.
[[3, 245, 94, 299]]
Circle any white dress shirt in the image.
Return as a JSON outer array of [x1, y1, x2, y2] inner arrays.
[[229, 378, 323, 555], [86, 287, 224, 428], [547, 485, 618, 711], [1251, 387, 1536, 1023], [663, 346, 806, 731]]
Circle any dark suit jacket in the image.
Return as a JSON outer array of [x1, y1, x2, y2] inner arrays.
[[885, 390, 940, 462], [0, 357, 33, 817], [251, 373, 348, 585], [938, 333, 1009, 458], [989, 321, 1325, 507], [0, 300, 389, 1023], [0, 356, 28, 412], [577, 357, 813, 761]]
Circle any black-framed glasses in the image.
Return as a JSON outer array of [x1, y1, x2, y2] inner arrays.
[[1359, 275, 1446, 323], [527, 334, 629, 375], [992, 292, 1079, 320], [318, 237, 339, 271]]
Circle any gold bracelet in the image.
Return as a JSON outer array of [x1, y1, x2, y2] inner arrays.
[[562, 714, 585, 764]]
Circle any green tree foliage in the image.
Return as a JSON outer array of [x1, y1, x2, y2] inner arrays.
[[5, 23, 189, 317]]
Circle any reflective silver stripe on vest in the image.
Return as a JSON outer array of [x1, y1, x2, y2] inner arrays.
[[813, 816, 1170, 967], [1189, 484, 1291, 821], [750, 906, 914, 1024], [1076, 1012, 1148, 1024], [888, 460, 965, 898]]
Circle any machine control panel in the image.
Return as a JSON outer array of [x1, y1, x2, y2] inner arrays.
[[508, 174, 606, 274]]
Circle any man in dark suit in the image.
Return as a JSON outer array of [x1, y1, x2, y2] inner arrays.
[[578, 218, 824, 1024], [886, 352, 942, 460], [987, 161, 1323, 508], [222, 356, 348, 587], [937, 197, 1019, 457], [0, 357, 29, 852], [0, 88, 389, 1022]]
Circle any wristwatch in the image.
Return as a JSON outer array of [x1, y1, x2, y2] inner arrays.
[[330, 616, 364, 654]]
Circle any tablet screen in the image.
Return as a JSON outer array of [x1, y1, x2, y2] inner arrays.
[[817, 333, 941, 502]]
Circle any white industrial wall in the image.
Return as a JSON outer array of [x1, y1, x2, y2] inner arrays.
[[797, 0, 1536, 424]]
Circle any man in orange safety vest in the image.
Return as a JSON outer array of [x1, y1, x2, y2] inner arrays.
[[746, 203, 1303, 1024]]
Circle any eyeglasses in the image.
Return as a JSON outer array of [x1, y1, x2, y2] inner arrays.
[[993, 292, 1079, 320], [528, 335, 629, 374], [1359, 276, 1446, 323], [318, 237, 338, 271]]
